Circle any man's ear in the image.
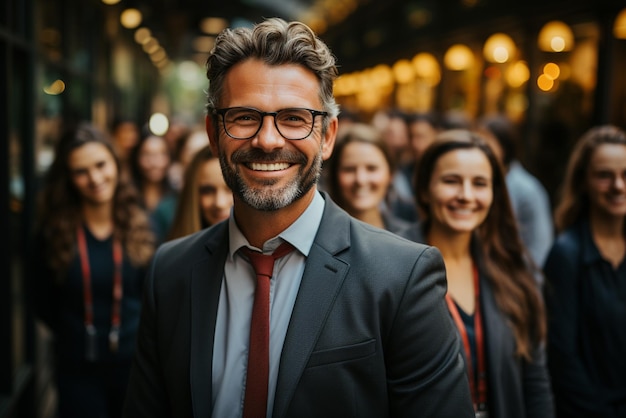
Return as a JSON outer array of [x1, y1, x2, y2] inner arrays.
[[206, 115, 218, 155], [321, 117, 338, 161]]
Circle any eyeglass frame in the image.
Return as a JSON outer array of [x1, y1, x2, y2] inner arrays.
[[214, 107, 329, 140]]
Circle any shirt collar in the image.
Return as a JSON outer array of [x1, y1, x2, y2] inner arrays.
[[579, 219, 604, 265], [228, 190, 325, 259]]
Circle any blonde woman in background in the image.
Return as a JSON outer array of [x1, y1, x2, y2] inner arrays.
[[167, 144, 233, 240]]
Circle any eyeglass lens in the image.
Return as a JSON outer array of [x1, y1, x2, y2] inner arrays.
[[222, 108, 318, 140]]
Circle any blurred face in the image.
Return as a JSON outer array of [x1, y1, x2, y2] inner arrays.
[[138, 136, 170, 183], [68, 142, 118, 206], [425, 148, 493, 234], [337, 142, 391, 214], [198, 158, 233, 225], [211, 59, 336, 212], [409, 120, 438, 160], [586, 143, 626, 219], [383, 117, 409, 156]]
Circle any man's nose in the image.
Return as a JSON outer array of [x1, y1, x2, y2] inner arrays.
[[251, 115, 286, 152]]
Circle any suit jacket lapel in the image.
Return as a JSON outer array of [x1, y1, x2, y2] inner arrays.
[[273, 197, 351, 418], [190, 223, 229, 417]]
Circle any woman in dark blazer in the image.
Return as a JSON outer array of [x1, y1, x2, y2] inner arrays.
[[409, 129, 554, 417], [543, 125, 626, 418]]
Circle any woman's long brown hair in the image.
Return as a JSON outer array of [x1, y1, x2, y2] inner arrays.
[[554, 125, 626, 233], [36, 122, 155, 282], [415, 129, 546, 360]]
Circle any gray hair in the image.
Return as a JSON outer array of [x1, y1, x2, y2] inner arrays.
[[205, 18, 339, 132]]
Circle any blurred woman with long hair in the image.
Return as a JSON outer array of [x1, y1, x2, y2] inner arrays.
[[412, 129, 553, 417], [33, 122, 155, 418], [543, 125, 626, 418], [129, 130, 177, 242], [167, 144, 232, 240]]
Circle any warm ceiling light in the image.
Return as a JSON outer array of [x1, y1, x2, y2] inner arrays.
[[150, 48, 167, 63], [370, 64, 394, 89], [412, 53, 438, 77], [392, 59, 415, 84], [614, 8, 626, 39], [149, 113, 169, 136], [43, 79, 66, 95], [537, 74, 555, 91], [193, 36, 215, 53], [121, 8, 142, 29], [334, 73, 359, 96], [134, 27, 152, 44], [444, 44, 474, 71], [538, 21, 574, 52], [543, 62, 561, 80], [483, 33, 516, 63], [505, 60, 530, 87], [412, 53, 441, 86], [102, 0, 121, 4], [200, 17, 228, 34], [142, 38, 160, 54], [154, 59, 170, 70]]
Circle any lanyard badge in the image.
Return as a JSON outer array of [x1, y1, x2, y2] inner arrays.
[[445, 265, 488, 416], [77, 226, 124, 360]]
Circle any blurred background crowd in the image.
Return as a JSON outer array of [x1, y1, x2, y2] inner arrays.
[[2, 0, 626, 416]]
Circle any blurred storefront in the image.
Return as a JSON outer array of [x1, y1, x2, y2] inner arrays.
[[1, 0, 626, 416], [2, 0, 161, 416], [325, 0, 626, 200], [325, 0, 626, 199]]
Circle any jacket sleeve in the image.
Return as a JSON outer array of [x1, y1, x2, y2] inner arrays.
[[386, 246, 474, 418], [521, 341, 555, 417]]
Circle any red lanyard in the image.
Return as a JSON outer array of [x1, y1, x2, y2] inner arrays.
[[445, 265, 488, 412], [76, 225, 123, 353]]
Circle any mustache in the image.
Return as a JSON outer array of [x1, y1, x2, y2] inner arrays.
[[231, 148, 307, 165]]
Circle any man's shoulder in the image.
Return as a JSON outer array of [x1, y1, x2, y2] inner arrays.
[[320, 194, 430, 255], [157, 221, 227, 261], [347, 215, 432, 258]]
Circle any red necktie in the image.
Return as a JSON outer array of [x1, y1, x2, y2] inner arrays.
[[240, 241, 295, 418]]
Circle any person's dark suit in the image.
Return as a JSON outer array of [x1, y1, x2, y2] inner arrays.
[[122, 193, 473, 418]]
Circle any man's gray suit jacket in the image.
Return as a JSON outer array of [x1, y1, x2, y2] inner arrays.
[[122, 192, 473, 418]]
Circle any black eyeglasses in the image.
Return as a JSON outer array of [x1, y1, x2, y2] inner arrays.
[[214, 107, 328, 140]]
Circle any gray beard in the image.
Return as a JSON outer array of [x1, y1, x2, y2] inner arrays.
[[219, 147, 322, 211]]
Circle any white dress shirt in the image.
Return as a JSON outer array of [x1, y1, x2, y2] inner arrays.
[[211, 191, 325, 418]]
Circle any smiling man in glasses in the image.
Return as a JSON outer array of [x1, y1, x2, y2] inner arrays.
[[123, 18, 473, 418]]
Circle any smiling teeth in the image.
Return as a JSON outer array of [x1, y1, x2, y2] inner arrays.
[[250, 162, 290, 171]]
